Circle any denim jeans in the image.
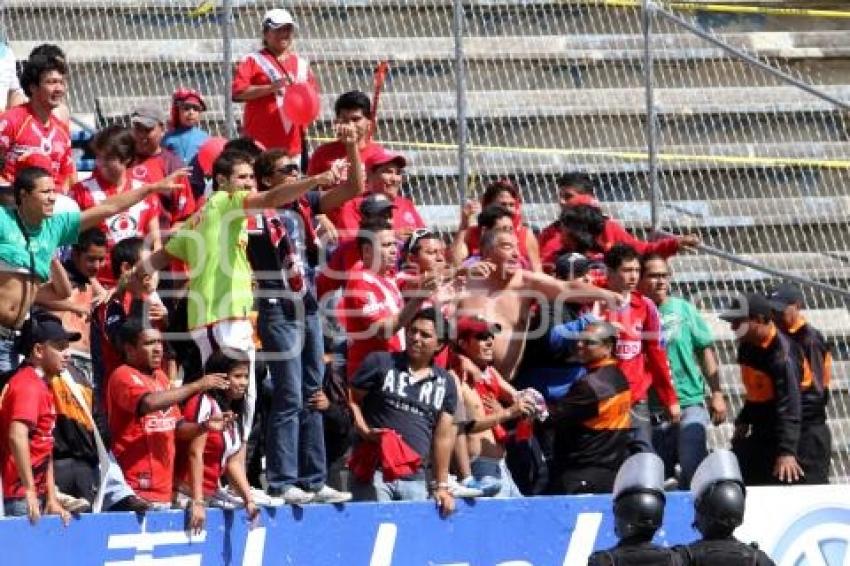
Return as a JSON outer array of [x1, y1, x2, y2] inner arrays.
[[471, 456, 524, 498], [259, 301, 327, 491], [630, 400, 654, 453], [4, 496, 43, 517], [651, 403, 710, 489], [351, 469, 429, 502], [101, 452, 137, 510], [0, 333, 19, 373]]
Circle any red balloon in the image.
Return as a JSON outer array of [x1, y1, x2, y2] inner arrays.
[[196, 136, 227, 176], [283, 83, 320, 126]]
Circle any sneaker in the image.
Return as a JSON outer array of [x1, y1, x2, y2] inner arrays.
[[311, 485, 352, 504], [110, 494, 153, 513], [663, 477, 680, 491], [449, 476, 484, 498], [57, 491, 91, 513], [476, 476, 502, 497], [281, 486, 315, 505], [251, 488, 284, 507]]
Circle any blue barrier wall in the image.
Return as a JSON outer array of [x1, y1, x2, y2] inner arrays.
[[1, 494, 699, 566], [5, 487, 850, 565]]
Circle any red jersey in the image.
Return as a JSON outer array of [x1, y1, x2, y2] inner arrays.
[[307, 140, 383, 214], [175, 393, 242, 497], [539, 218, 681, 272], [339, 267, 405, 379], [0, 367, 56, 499], [315, 240, 361, 300], [333, 193, 426, 238], [107, 364, 180, 502], [232, 50, 317, 156], [129, 150, 196, 229], [601, 290, 678, 408], [70, 170, 161, 286], [0, 103, 75, 187]]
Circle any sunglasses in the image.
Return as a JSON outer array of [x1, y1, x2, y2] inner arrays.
[[276, 164, 300, 176], [178, 102, 203, 112], [407, 228, 435, 254], [474, 332, 494, 341], [578, 337, 606, 346]]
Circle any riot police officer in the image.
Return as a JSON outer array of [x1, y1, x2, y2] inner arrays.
[[588, 453, 682, 565], [675, 450, 775, 565]]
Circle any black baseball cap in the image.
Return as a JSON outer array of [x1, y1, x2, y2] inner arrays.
[[20, 312, 82, 349], [719, 293, 778, 322], [769, 283, 805, 309], [360, 193, 395, 217], [555, 253, 591, 281]]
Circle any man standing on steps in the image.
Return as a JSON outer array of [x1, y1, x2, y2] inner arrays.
[[233, 8, 318, 157], [721, 293, 804, 485], [0, 165, 186, 372], [599, 244, 680, 450], [769, 283, 832, 484], [127, 105, 196, 231], [0, 54, 75, 192], [639, 253, 726, 489]]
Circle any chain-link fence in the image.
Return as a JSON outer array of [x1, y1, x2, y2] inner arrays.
[[3, 0, 850, 480]]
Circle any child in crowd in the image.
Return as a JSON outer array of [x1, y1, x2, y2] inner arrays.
[[162, 88, 210, 165]]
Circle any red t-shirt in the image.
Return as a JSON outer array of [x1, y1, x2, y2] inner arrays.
[[308, 141, 383, 222], [0, 366, 56, 498], [315, 240, 362, 300], [600, 291, 678, 408], [0, 103, 75, 187], [232, 50, 317, 156], [129, 150, 196, 229], [174, 393, 242, 497], [107, 364, 180, 502], [539, 218, 681, 272], [70, 170, 161, 286], [339, 267, 405, 379], [333, 194, 426, 238]]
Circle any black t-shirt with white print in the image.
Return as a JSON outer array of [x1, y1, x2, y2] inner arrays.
[[352, 351, 457, 463]]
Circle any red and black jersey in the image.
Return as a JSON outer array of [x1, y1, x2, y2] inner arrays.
[[549, 359, 632, 470], [736, 326, 802, 457], [785, 317, 831, 424]]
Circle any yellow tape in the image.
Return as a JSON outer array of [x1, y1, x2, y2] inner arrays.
[[594, 0, 850, 18], [310, 136, 850, 169]]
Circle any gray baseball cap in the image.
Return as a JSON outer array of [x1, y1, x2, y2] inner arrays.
[[130, 104, 167, 128]]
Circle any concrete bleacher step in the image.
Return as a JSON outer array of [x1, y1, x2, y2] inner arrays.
[[7, 0, 850, 44], [704, 308, 850, 342], [669, 252, 850, 284], [419, 195, 850, 232], [13, 29, 850, 66], [94, 85, 850, 121]]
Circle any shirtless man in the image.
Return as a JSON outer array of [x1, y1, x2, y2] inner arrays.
[[453, 315, 534, 497], [455, 231, 622, 381], [0, 165, 184, 371]]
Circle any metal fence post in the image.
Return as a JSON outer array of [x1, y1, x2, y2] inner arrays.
[[453, 0, 469, 204], [222, 0, 236, 138], [643, 0, 661, 232]]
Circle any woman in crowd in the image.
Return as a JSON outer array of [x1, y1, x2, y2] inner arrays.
[[175, 351, 260, 533]]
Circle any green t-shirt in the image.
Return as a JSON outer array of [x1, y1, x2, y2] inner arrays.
[[166, 190, 253, 329], [656, 296, 715, 408], [0, 206, 80, 282]]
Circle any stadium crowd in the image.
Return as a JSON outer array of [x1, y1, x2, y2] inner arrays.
[[0, 8, 832, 530]]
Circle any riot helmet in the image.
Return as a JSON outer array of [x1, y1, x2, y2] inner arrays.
[[612, 452, 666, 541], [691, 450, 746, 538]]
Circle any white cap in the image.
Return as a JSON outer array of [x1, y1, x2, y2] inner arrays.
[[262, 8, 297, 30]]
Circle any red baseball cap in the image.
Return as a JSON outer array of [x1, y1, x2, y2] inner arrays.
[[365, 148, 407, 173], [172, 87, 207, 111], [455, 315, 502, 339]]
